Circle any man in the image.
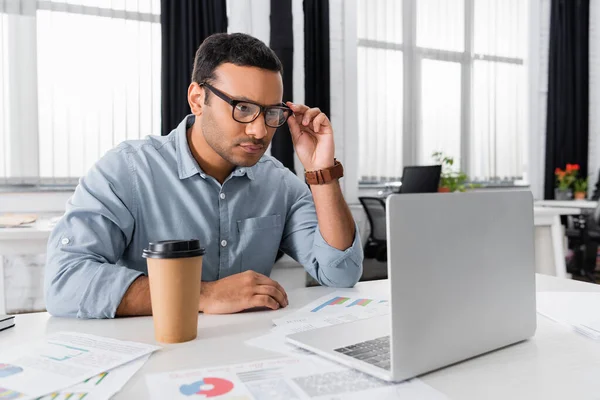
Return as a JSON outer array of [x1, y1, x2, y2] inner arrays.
[[45, 33, 363, 318]]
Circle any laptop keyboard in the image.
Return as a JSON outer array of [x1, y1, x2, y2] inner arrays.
[[334, 336, 391, 370]]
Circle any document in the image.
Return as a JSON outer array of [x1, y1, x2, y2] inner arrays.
[[0, 332, 159, 399], [273, 291, 389, 326], [33, 354, 150, 400], [145, 357, 448, 400], [245, 322, 332, 360], [248, 292, 390, 362], [537, 292, 600, 340]]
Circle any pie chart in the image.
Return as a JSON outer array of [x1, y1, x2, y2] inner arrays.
[[179, 377, 234, 397]]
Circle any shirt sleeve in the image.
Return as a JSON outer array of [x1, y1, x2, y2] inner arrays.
[[279, 171, 363, 287], [44, 145, 143, 318]]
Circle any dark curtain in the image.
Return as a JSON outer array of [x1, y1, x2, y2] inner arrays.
[[270, 0, 296, 173], [161, 0, 228, 135], [544, 0, 589, 199], [303, 0, 330, 117]]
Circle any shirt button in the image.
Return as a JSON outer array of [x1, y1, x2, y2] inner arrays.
[[219, 193, 226, 200], [239, 169, 245, 174], [200, 174, 206, 179], [61, 238, 70, 245], [221, 240, 228, 247]]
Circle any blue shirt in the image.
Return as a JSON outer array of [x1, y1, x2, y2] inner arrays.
[[45, 115, 363, 318]]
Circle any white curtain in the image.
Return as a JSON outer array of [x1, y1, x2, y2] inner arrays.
[[357, 0, 528, 182], [0, 0, 161, 184], [589, 0, 600, 196]]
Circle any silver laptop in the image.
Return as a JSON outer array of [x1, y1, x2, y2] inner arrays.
[[287, 191, 537, 382]]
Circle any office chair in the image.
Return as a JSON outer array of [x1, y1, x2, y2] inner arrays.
[[358, 197, 387, 262], [566, 201, 600, 283], [399, 165, 442, 193]]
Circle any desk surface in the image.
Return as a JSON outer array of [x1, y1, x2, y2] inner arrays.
[[533, 205, 583, 216], [536, 199, 598, 210], [0, 218, 56, 240], [2, 275, 600, 399]]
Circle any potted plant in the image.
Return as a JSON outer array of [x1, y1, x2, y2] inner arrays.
[[554, 164, 579, 200], [432, 151, 469, 193], [573, 177, 587, 200]]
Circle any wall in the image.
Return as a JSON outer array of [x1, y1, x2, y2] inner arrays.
[[528, 0, 550, 200], [329, 0, 359, 204], [0, 190, 72, 214]]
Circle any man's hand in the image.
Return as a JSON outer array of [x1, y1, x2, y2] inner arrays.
[[199, 271, 289, 314], [286, 102, 335, 171]]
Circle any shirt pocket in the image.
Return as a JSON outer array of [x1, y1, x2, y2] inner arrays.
[[237, 214, 283, 275]]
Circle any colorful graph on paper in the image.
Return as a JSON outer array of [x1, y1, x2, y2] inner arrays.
[[83, 372, 108, 385], [346, 299, 373, 307], [310, 297, 351, 312], [42, 343, 88, 362]]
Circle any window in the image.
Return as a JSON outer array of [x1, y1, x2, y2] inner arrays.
[[357, 0, 527, 182], [0, 0, 161, 185]]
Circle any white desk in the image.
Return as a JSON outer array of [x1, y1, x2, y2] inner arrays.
[[536, 199, 598, 210], [2, 274, 600, 399], [533, 206, 582, 278], [0, 219, 55, 255], [0, 218, 56, 314]]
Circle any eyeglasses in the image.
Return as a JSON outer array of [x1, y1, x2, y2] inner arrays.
[[200, 83, 293, 128]]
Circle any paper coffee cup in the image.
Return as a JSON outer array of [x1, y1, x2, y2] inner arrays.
[[142, 240, 205, 343]]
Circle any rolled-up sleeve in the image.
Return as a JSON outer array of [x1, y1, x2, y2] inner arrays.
[[279, 172, 363, 287], [45, 145, 143, 319]]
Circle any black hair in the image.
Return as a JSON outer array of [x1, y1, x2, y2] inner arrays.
[[191, 33, 283, 103]]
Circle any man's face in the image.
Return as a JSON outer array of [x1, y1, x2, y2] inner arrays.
[[191, 63, 284, 167]]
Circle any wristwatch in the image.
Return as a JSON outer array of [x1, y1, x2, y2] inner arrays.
[[305, 159, 344, 185]]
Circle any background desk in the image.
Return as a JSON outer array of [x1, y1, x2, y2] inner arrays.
[[535, 199, 598, 211], [0, 218, 56, 314], [533, 206, 582, 278], [1, 274, 600, 399]]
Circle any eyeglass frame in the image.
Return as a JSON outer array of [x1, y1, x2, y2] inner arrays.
[[199, 82, 293, 128]]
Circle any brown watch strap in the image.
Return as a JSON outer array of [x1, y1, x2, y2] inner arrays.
[[305, 159, 344, 185]]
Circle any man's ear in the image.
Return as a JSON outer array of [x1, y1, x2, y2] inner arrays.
[[188, 82, 205, 116]]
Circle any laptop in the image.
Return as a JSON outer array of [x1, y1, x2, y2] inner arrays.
[[287, 191, 537, 382], [399, 165, 441, 193]]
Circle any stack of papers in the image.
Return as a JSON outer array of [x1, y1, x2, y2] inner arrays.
[[272, 292, 390, 327], [0, 332, 159, 399], [34, 355, 150, 400], [162, 291, 445, 399], [537, 292, 600, 340], [246, 291, 390, 359], [145, 357, 447, 400]]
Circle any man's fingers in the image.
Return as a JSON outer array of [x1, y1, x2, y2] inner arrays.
[[251, 294, 279, 310], [301, 108, 322, 126], [256, 284, 288, 307], [253, 274, 288, 303], [312, 113, 329, 133], [286, 114, 303, 144], [287, 101, 309, 115]]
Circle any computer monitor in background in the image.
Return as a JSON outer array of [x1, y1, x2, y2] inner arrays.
[[399, 165, 442, 193]]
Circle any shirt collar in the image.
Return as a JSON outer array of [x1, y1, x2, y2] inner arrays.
[[176, 115, 255, 181]]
